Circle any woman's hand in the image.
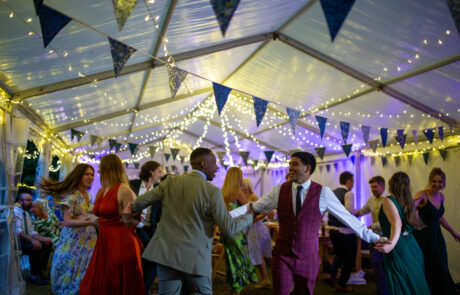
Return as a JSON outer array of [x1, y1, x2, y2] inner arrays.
[[451, 231, 460, 242], [374, 239, 395, 254]]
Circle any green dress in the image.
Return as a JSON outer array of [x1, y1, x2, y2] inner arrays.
[[222, 202, 258, 292], [31, 209, 61, 248], [378, 196, 430, 295]]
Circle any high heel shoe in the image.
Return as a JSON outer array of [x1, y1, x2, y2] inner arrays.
[[254, 279, 271, 288]]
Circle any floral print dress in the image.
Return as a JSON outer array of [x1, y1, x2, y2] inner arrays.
[[50, 191, 97, 295], [31, 209, 61, 249]]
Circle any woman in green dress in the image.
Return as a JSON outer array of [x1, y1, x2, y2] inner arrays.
[[30, 200, 61, 249], [375, 172, 430, 295], [221, 167, 258, 295], [413, 168, 460, 295]]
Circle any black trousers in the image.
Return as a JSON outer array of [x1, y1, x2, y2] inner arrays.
[[20, 238, 52, 277], [329, 230, 357, 287]]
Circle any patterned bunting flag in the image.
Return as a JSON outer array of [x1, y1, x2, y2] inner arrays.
[[134, 162, 139, 169], [447, 0, 460, 36], [380, 128, 388, 148], [439, 149, 448, 161], [315, 116, 328, 139], [350, 155, 355, 165], [412, 129, 418, 145], [167, 65, 188, 98], [407, 154, 413, 165], [170, 148, 180, 160], [148, 146, 156, 159], [38, 5, 72, 48], [70, 128, 84, 142], [341, 144, 352, 157], [183, 165, 189, 173], [239, 151, 250, 165], [180, 156, 185, 165], [286, 107, 301, 135], [423, 128, 434, 144], [264, 151, 275, 163], [253, 96, 268, 127], [438, 126, 444, 141], [112, 0, 139, 31], [114, 142, 122, 153], [381, 157, 388, 167], [210, 0, 241, 36], [319, 0, 356, 41], [108, 139, 117, 151], [369, 139, 379, 153], [361, 125, 370, 146], [394, 156, 401, 167], [213, 82, 232, 116], [164, 153, 171, 162], [128, 143, 138, 156], [395, 129, 407, 149], [340, 121, 350, 144], [315, 147, 326, 160], [326, 164, 331, 172], [108, 37, 137, 77], [217, 151, 226, 165], [423, 152, 430, 165]]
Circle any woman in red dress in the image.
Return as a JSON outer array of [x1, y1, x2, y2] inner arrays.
[[80, 154, 145, 295]]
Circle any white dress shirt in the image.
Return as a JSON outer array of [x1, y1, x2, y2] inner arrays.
[[13, 206, 38, 236], [138, 181, 152, 228], [252, 179, 380, 243], [357, 192, 386, 234]]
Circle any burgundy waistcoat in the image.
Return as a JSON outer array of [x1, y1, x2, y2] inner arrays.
[[273, 181, 323, 258]]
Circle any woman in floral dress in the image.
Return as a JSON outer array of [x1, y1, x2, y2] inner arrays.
[[30, 200, 61, 249], [39, 163, 98, 295]]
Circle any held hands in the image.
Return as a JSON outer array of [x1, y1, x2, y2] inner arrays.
[[122, 202, 139, 227], [374, 237, 394, 254]]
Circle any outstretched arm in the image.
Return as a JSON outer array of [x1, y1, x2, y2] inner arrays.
[[440, 194, 460, 242], [375, 198, 401, 254]]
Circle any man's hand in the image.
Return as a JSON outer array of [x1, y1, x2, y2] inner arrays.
[[31, 239, 42, 250], [122, 202, 140, 227]]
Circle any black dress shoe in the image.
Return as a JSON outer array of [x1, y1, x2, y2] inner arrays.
[[29, 275, 49, 285]]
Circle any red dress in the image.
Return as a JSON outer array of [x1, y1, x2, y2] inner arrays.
[[80, 184, 145, 295]]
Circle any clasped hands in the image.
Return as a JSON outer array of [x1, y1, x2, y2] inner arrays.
[[122, 202, 140, 227], [374, 236, 395, 254]]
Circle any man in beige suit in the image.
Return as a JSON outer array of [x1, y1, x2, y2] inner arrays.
[[126, 147, 254, 295]]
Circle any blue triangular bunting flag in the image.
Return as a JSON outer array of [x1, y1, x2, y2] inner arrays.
[[326, 164, 331, 172], [108, 37, 137, 77], [165, 166, 170, 173], [381, 157, 388, 167], [396, 129, 407, 149], [108, 139, 117, 151], [315, 147, 326, 160], [438, 126, 444, 141], [170, 148, 180, 160], [70, 128, 84, 142], [180, 156, 185, 165], [369, 139, 379, 153], [134, 162, 139, 169], [239, 151, 250, 165], [423, 152, 430, 165], [394, 156, 401, 167], [210, 0, 241, 36], [423, 128, 434, 144], [361, 125, 370, 146], [183, 165, 189, 172], [340, 121, 350, 144], [125, 162, 129, 168], [447, 0, 460, 36], [333, 162, 339, 170], [213, 82, 232, 116], [128, 143, 138, 156], [315, 115, 327, 139], [38, 5, 72, 48], [319, 0, 356, 41], [342, 144, 352, 157], [112, 0, 139, 31], [114, 142, 122, 153], [223, 164, 229, 170], [407, 154, 413, 165], [253, 96, 268, 127], [380, 128, 388, 148], [171, 165, 177, 171], [350, 155, 355, 165], [264, 151, 275, 163], [164, 153, 171, 162], [167, 65, 188, 98], [286, 107, 301, 135], [439, 149, 447, 161], [34, 0, 44, 15]]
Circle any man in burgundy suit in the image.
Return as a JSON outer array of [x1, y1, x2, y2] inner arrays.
[[253, 152, 385, 295]]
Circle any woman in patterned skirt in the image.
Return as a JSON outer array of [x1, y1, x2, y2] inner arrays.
[[30, 200, 61, 249], [39, 163, 98, 295]]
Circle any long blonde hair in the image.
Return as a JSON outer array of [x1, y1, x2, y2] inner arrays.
[[222, 167, 243, 204], [100, 154, 129, 188]]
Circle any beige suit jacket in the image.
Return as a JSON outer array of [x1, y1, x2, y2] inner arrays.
[[132, 171, 253, 277]]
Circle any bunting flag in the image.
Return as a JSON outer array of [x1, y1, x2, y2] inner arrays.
[[350, 155, 355, 165], [395, 129, 407, 149], [171, 165, 177, 171], [148, 146, 156, 159], [112, 0, 139, 31], [114, 142, 122, 153], [89, 155, 95, 160], [108, 37, 137, 77], [407, 154, 414, 165], [213, 82, 232, 116], [70, 128, 84, 142], [34, 0, 44, 15], [210, 0, 241, 36], [394, 156, 401, 167], [254, 160, 259, 167], [361, 125, 370, 146], [370, 157, 375, 166], [37, 5, 72, 48], [239, 151, 250, 165], [128, 143, 138, 156], [333, 162, 339, 170], [253, 96, 268, 127], [180, 156, 185, 165], [381, 157, 388, 167], [167, 65, 188, 98], [183, 165, 189, 173], [217, 151, 226, 165], [125, 162, 129, 168], [380, 128, 388, 148], [369, 139, 379, 153], [423, 128, 434, 144], [319, 165, 323, 173], [223, 164, 229, 170], [165, 166, 170, 173], [438, 126, 444, 141], [439, 149, 448, 161], [412, 129, 418, 145], [286, 107, 301, 135], [319, 0, 356, 41], [134, 162, 139, 169], [164, 153, 171, 162], [315, 116, 328, 139], [264, 151, 275, 163], [423, 152, 430, 165], [447, 0, 460, 36], [108, 139, 117, 151], [170, 148, 180, 160], [90, 135, 98, 147], [326, 164, 331, 172], [341, 144, 352, 157], [315, 147, 326, 160], [340, 121, 350, 144]]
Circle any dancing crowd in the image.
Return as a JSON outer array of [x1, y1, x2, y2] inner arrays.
[[13, 148, 459, 295]]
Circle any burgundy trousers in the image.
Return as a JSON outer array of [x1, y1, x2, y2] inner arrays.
[[272, 253, 320, 295]]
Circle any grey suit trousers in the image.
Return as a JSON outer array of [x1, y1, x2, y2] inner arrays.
[[157, 264, 212, 295]]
